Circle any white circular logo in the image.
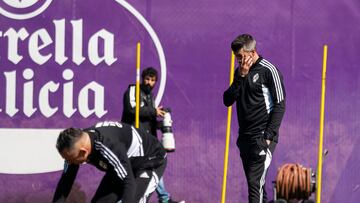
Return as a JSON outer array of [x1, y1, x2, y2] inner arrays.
[[3, 0, 38, 8], [0, 0, 52, 20]]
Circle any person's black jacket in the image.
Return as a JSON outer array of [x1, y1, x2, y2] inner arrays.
[[121, 84, 157, 137], [223, 57, 286, 142]]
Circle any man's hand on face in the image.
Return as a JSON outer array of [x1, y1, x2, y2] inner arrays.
[[156, 106, 166, 117], [239, 55, 253, 77]]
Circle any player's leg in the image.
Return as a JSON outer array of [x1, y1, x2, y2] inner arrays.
[[136, 159, 167, 203], [92, 172, 123, 203], [156, 178, 170, 202], [246, 138, 276, 203]]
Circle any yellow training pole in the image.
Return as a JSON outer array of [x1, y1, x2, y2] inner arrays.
[[316, 45, 328, 203], [221, 52, 235, 203], [135, 42, 141, 128]]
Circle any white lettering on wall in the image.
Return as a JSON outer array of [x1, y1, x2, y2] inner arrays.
[[4, 28, 29, 64], [71, 19, 85, 65], [4, 71, 18, 116], [88, 29, 117, 66], [23, 68, 37, 117], [1, 19, 116, 66], [29, 28, 53, 65], [63, 69, 76, 118], [54, 19, 68, 65], [39, 81, 59, 118], [2, 69, 107, 118], [78, 81, 107, 118], [0, 18, 117, 118]]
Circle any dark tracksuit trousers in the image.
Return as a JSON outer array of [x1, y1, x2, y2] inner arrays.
[[238, 137, 276, 203], [92, 159, 167, 203]]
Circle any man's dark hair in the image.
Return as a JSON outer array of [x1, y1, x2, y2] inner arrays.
[[231, 34, 256, 53], [56, 127, 83, 153], [141, 67, 158, 81]]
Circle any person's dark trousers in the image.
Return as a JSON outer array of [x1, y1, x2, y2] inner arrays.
[[238, 137, 277, 203], [91, 171, 125, 203], [134, 159, 167, 203], [91, 159, 167, 203]]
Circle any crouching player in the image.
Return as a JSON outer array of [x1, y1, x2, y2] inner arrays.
[[53, 121, 167, 203]]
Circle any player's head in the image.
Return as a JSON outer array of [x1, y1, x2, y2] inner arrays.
[[141, 67, 158, 88], [56, 128, 91, 165], [231, 34, 256, 53], [231, 34, 257, 63]]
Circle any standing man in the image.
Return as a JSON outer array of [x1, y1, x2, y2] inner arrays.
[[223, 34, 286, 203], [52, 121, 167, 203], [122, 67, 184, 203]]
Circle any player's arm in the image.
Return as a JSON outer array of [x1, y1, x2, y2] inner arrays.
[[264, 67, 286, 141], [52, 162, 79, 203], [223, 68, 243, 107], [123, 86, 156, 119]]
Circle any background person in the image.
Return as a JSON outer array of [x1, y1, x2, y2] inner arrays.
[[122, 67, 184, 203]]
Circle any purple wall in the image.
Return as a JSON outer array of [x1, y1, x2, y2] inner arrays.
[[0, 0, 359, 202]]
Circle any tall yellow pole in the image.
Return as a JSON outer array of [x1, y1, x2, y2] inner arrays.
[[316, 45, 328, 203], [221, 52, 235, 203], [135, 42, 141, 128]]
